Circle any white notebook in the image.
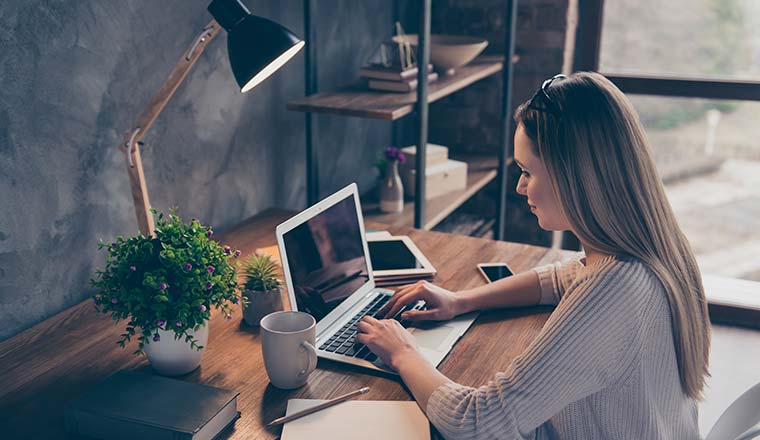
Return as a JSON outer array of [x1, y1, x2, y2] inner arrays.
[[281, 399, 430, 440]]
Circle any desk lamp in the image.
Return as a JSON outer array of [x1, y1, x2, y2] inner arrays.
[[119, 0, 304, 236]]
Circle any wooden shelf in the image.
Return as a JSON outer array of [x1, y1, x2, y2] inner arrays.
[[287, 56, 504, 120], [362, 154, 510, 230]]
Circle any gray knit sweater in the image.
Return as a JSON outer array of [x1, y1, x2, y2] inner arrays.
[[426, 255, 701, 439]]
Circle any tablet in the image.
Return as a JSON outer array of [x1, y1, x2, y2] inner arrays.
[[367, 236, 437, 278]]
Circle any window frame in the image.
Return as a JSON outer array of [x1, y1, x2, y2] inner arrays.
[[574, 0, 760, 102]]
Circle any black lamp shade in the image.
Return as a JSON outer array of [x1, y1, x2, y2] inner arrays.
[[208, 0, 304, 93]]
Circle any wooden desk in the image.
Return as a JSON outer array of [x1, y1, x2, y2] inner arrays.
[[0, 209, 566, 439]]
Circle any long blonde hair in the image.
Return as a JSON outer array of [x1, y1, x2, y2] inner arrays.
[[515, 72, 710, 399]]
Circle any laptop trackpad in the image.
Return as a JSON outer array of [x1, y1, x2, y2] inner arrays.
[[410, 324, 458, 352]]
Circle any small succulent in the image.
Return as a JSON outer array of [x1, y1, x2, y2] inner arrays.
[[242, 251, 282, 292]]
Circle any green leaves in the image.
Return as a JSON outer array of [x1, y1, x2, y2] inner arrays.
[[90, 209, 243, 356], [242, 252, 282, 292]]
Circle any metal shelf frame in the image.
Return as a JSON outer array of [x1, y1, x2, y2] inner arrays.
[[300, 0, 518, 239]]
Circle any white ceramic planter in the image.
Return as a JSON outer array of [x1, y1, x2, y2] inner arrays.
[[143, 324, 208, 376]]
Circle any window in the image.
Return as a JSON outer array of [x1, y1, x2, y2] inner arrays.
[[600, 0, 760, 81], [576, 0, 760, 283], [630, 96, 760, 280]]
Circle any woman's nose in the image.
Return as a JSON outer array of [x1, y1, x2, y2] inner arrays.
[[516, 175, 527, 196]]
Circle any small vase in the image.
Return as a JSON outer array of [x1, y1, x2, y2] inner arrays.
[[143, 323, 208, 376], [243, 287, 284, 327], [380, 160, 404, 213]]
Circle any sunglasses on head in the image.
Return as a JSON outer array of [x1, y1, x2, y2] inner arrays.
[[527, 74, 567, 117]]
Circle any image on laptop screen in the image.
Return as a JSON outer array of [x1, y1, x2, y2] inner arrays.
[[282, 194, 371, 321]]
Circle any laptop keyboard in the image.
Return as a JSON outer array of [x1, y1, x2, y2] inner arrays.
[[318, 294, 418, 363]]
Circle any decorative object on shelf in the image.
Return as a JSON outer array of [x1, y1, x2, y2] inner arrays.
[[392, 34, 488, 75], [367, 22, 416, 70], [90, 210, 243, 376], [400, 144, 468, 199], [380, 147, 406, 213], [361, 22, 439, 93], [241, 250, 284, 327], [119, 0, 304, 237]]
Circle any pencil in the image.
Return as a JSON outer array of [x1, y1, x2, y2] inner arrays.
[[268, 387, 370, 426]]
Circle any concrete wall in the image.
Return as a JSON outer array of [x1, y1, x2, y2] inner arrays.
[[0, 0, 394, 342], [0, 0, 572, 342]]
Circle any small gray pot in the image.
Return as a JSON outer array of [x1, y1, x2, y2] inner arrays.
[[243, 287, 284, 327]]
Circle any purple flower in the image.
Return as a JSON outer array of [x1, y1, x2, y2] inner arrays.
[[206, 266, 215, 273], [207, 229, 214, 238], [199, 304, 207, 312], [234, 249, 241, 257], [224, 246, 231, 255], [384, 146, 406, 164], [175, 321, 182, 327], [225, 314, 232, 320], [205, 282, 214, 290], [111, 298, 118, 304], [153, 333, 160, 342], [159, 283, 168, 291], [233, 298, 240, 305], [129, 265, 137, 272], [184, 263, 193, 270], [157, 320, 166, 328]]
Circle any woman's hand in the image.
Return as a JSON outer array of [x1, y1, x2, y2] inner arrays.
[[356, 316, 423, 370], [378, 280, 465, 322]]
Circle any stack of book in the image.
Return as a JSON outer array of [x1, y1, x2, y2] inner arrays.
[[360, 63, 438, 93]]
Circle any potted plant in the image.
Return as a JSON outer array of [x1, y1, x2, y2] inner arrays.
[[241, 250, 284, 327], [90, 210, 242, 376]]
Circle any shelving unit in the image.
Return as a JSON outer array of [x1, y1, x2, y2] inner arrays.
[[287, 56, 504, 120], [292, 0, 518, 239]]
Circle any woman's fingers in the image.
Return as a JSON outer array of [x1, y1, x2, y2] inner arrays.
[[356, 332, 369, 344], [378, 282, 420, 316], [400, 308, 439, 322], [356, 316, 376, 334], [356, 316, 381, 344], [385, 287, 427, 318]]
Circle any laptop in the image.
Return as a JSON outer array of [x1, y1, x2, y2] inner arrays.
[[275, 183, 479, 373]]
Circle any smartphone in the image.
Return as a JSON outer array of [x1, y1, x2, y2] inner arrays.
[[477, 263, 514, 283]]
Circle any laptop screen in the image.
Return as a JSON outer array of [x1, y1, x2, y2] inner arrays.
[[281, 193, 371, 321]]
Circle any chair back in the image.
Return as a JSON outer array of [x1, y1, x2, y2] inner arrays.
[[706, 382, 760, 440]]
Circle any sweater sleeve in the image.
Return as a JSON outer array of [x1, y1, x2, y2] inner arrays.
[[426, 259, 650, 440], [533, 253, 585, 305]]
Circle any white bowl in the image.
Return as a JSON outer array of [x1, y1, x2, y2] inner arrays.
[[392, 34, 488, 74]]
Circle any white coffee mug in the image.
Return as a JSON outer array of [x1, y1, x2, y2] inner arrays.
[[260, 311, 318, 389]]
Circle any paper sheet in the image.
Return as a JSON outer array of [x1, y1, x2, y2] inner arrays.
[[281, 399, 430, 440]]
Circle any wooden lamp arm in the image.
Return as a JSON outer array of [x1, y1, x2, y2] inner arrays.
[[119, 19, 223, 236]]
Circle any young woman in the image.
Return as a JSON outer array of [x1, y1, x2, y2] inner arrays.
[[356, 72, 711, 439]]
